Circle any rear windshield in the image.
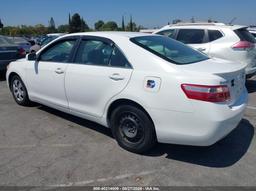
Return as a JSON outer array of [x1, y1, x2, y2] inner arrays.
[[251, 33, 256, 38], [234, 28, 256, 43], [130, 36, 209, 65]]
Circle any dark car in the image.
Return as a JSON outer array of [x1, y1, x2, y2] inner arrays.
[[0, 35, 25, 75], [7, 36, 32, 53]]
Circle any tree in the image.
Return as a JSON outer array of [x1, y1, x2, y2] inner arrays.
[[122, 16, 125, 31], [69, 13, 89, 33], [94, 20, 104, 31], [68, 13, 71, 25], [0, 19, 3, 29], [190, 17, 195, 23], [129, 15, 133, 31], [126, 22, 137, 32], [102, 21, 118, 31], [48, 17, 56, 33], [58, 24, 69, 33], [81, 17, 89, 31], [69, 13, 82, 33]]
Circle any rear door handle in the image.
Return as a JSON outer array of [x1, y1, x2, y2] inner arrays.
[[55, 68, 64, 74], [109, 73, 125, 81]]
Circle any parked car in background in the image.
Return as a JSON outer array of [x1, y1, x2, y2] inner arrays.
[[154, 23, 256, 78], [0, 35, 25, 74], [7, 37, 32, 53], [249, 30, 256, 39], [30, 33, 65, 53], [7, 32, 247, 153]]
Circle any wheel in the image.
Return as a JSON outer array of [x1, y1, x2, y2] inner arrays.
[[110, 105, 156, 153], [10, 75, 31, 106]]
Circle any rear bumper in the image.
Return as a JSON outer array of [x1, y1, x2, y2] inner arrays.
[[148, 90, 248, 146]]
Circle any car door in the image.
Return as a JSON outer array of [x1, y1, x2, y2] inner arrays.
[[26, 37, 78, 109], [176, 29, 210, 54], [65, 37, 133, 118]]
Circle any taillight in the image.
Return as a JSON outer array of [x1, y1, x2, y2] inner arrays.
[[232, 41, 255, 50], [181, 84, 230, 103], [18, 48, 26, 57]]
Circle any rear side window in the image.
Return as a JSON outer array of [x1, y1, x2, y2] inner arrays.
[[130, 36, 209, 65], [208, 30, 223, 42], [156, 29, 175, 38], [234, 28, 256, 43], [176, 29, 205, 44]]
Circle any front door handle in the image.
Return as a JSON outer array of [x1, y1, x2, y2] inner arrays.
[[55, 68, 64, 74], [109, 73, 125, 81]]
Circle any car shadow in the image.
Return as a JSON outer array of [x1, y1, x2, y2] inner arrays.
[[147, 119, 254, 168], [246, 77, 256, 93], [37, 105, 254, 168], [0, 72, 6, 81], [37, 105, 113, 138]]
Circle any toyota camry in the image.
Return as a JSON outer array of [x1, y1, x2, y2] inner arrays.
[[6, 32, 248, 153]]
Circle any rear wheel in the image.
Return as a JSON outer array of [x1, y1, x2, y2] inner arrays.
[[10, 75, 31, 106], [110, 105, 156, 153]]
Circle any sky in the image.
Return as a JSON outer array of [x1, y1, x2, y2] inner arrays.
[[0, 0, 256, 29]]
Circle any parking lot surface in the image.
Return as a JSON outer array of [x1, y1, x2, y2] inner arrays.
[[0, 76, 255, 186]]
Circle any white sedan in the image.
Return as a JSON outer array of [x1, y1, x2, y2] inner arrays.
[[6, 32, 248, 153]]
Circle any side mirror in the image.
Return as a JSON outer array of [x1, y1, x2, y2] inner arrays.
[[27, 52, 37, 61]]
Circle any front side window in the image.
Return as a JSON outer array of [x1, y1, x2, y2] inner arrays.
[[75, 39, 131, 68], [176, 29, 205, 44], [208, 30, 223, 42], [157, 29, 175, 38], [130, 35, 209, 65], [40, 40, 75, 62]]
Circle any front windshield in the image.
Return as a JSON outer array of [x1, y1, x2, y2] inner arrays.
[[130, 35, 209, 65]]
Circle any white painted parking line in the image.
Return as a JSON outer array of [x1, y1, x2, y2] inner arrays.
[[50, 170, 157, 186], [247, 106, 256, 110]]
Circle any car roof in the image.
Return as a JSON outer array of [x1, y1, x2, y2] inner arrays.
[[63, 32, 152, 40], [158, 23, 247, 31], [47, 33, 66, 36]]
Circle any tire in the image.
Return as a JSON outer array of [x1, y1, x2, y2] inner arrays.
[[110, 105, 156, 153], [10, 75, 31, 106]]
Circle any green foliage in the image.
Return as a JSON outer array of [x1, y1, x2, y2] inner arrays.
[[69, 13, 89, 33], [126, 22, 138, 32], [0, 13, 142, 36], [101, 21, 118, 31], [0, 19, 3, 29], [81, 18, 89, 31], [122, 16, 125, 31], [48, 17, 56, 33], [94, 20, 104, 31], [58, 24, 69, 33], [0, 24, 49, 36]]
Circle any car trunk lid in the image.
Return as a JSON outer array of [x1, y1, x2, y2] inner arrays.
[[179, 58, 246, 105]]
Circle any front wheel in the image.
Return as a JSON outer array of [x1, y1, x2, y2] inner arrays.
[[110, 105, 156, 153], [10, 75, 31, 106]]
